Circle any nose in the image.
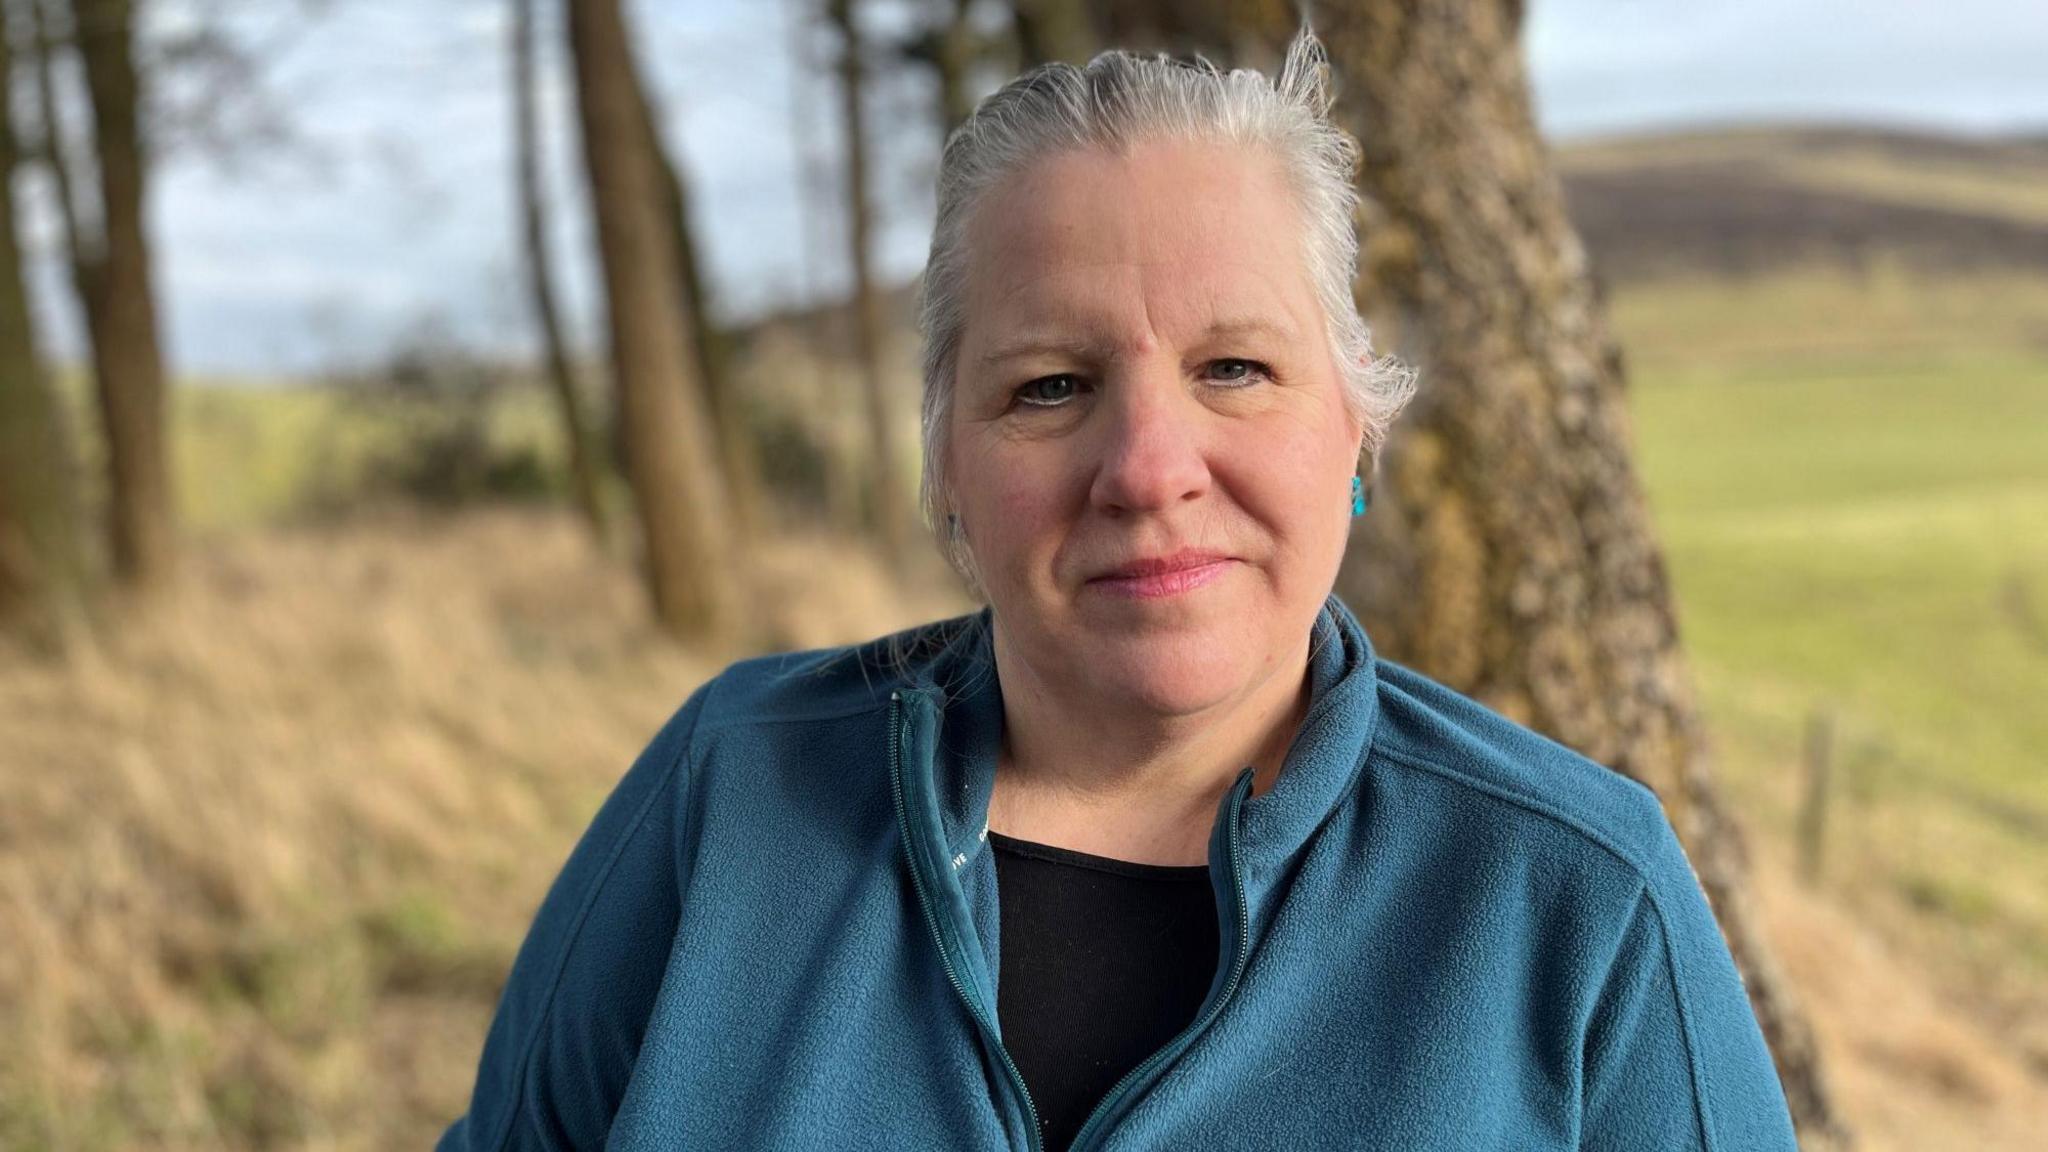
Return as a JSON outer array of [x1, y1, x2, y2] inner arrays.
[[1086, 360, 1212, 518]]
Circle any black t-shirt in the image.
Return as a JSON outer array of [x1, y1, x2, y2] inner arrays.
[[989, 830, 1221, 1152]]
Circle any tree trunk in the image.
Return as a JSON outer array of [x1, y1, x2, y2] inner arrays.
[[782, 0, 860, 532], [566, 0, 741, 642], [826, 0, 912, 570], [0, 10, 88, 636], [513, 0, 612, 547], [1009, 0, 1095, 67], [74, 0, 173, 593], [646, 112, 766, 541], [930, 0, 977, 141], [1308, 2, 1849, 1145]]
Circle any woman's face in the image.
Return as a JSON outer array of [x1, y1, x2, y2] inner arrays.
[[947, 138, 1365, 718]]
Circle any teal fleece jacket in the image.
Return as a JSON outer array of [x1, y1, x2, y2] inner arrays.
[[440, 595, 1797, 1150]]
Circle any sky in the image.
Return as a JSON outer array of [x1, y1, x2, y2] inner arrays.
[[40, 0, 2048, 379]]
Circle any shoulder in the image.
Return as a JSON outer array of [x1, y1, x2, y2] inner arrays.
[[687, 609, 988, 735], [1362, 659, 1797, 1146], [1366, 656, 1685, 887]]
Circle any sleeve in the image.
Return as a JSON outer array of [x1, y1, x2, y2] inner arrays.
[[438, 680, 712, 1152], [1579, 838, 1799, 1151]]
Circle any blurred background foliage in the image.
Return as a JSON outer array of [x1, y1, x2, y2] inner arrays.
[[0, 1, 2044, 1149]]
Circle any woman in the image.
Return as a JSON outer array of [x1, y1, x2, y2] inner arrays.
[[443, 29, 1796, 1152]]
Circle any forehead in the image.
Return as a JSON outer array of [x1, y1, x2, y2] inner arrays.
[[960, 138, 1319, 345]]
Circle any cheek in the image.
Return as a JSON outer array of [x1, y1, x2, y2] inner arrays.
[[958, 442, 1075, 570], [1226, 407, 1354, 561]]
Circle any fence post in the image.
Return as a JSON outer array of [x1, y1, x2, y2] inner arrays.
[[1799, 709, 1834, 885]]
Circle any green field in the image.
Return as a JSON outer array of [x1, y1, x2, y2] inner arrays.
[[1620, 269, 2048, 1016]]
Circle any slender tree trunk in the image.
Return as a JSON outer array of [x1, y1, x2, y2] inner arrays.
[[513, 0, 611, 546], [826, 0, 912, 570], [74, 0, 173, 592], [0, 11, 87, 636], [566, 0, 741, 642], [647, 112, 766, 540], [930, 0, 976, 141], [786, 0, 864, 533], [26, 0, 88, 280], [1306, 3, 1848, 1145]]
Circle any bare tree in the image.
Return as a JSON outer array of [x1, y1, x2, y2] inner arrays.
[[512, 0, 611, 545], [32, 0, 174, 593], [0, 7, 87, 635], [825, 0, 912, 570], [566, 0, 742, 641]]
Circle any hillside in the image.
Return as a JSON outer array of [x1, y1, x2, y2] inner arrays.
[[1556, 126, 2048, 281], [731, 125, 2048, 363]]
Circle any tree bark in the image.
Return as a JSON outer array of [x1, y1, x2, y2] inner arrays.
[[826, 0, 912, 570], [1307, 2, 1849, 1145], [513, 0, 611, 547], [566, 0, 741, 642], [73, 0, 173, 593], [0, 7, 88, 636], [646, 110, 765, 541]]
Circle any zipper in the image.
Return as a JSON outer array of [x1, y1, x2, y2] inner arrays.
[[889, 690, 1045, 1152], [1064, 765, 1256, 1152]]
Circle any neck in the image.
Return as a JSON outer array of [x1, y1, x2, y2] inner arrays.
[[985, 620, 1313, 866]]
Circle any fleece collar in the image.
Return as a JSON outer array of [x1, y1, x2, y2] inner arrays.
[[898, 592, 1384, 918]]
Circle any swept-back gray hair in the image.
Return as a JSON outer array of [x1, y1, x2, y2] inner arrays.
[[916, 26, 1416, 594]]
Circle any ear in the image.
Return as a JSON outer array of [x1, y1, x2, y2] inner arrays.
[[1346, 361, 1370, 463]]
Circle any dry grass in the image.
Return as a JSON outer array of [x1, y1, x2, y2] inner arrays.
[[0, 507, 966, 1150], [1, 505, 2042, 1147], [1755, 838, 2048, 1151]]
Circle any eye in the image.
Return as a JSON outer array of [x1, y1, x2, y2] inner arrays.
[[1205, 358, 1271, 385], [1015, 374, 1082, 407]]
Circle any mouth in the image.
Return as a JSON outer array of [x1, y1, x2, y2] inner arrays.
[[1085, 550, 1237, 600]]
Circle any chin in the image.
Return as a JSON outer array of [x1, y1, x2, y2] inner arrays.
[[1078, 619, 1259, 717]]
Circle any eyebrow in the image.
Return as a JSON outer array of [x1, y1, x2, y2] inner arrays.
[[974, 316, 1299, 370], [975, 334, 1106, 370], [1198, 317, 1300, 346]]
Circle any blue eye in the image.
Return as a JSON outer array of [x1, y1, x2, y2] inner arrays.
[[1017, 375, 1080, 406]]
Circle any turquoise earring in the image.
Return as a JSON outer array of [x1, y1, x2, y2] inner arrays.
[[1351, 475, 1370, 516]]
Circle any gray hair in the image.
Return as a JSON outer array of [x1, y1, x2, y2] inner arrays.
[[916, 26, 1416, 594]]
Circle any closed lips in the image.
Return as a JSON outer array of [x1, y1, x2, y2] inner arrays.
[[1089, 552, 1233, 581]]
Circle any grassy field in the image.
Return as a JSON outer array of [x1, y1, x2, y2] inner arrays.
[[1618, 269, 2048, 1071]]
